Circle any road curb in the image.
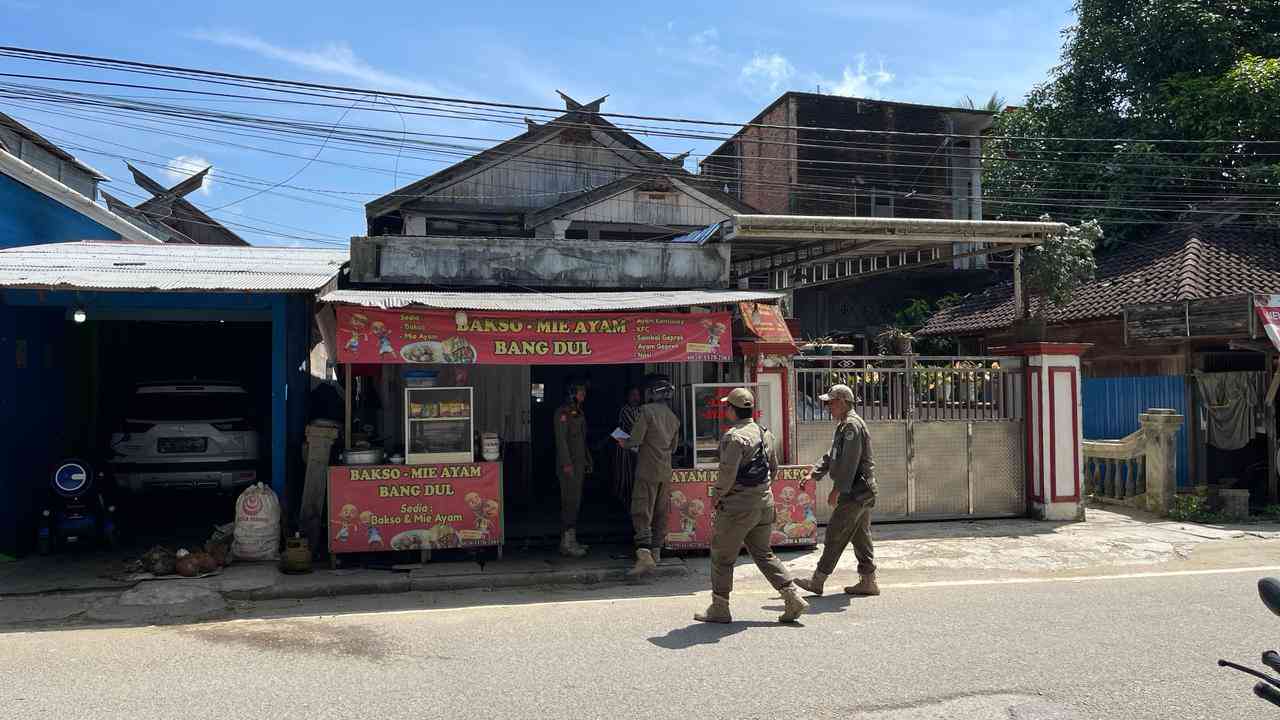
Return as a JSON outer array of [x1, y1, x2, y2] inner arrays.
[[227, 561, 689, 601]]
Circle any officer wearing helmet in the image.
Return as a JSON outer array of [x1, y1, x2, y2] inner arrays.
[[555, 380, 592, 558], [694, 387, 808, 624], [617, 374, 681, 577]]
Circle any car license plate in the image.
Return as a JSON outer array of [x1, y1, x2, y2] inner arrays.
[[158, 437, 208, 454]]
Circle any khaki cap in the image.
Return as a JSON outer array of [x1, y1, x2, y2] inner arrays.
[[819, 384, 855, 402], [721, 387, 755, 409]]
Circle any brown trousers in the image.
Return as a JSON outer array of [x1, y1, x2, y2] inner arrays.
[[817, 496, 876, 576], [630, 476, 671, 550], [559, 463, 585, 530], [710, 504, 793, 597]]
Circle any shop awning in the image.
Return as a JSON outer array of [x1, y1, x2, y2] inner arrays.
[[319, 288, 785, 312]]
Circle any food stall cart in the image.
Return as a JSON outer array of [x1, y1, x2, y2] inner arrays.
[[328, 373, 506, 558]]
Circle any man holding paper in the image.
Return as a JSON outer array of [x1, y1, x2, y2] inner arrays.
[[617, 374, 680, 577]]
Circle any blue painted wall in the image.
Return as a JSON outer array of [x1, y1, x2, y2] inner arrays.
[[0, 289, 312, 556], [0, 305, 67, 556], [1082, 375, 1190, 488], [0, 173, 121, 248]]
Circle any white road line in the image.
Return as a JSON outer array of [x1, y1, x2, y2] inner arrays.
[[220, 564, 1280, 625]]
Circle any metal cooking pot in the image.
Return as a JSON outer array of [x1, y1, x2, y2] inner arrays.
[[343, 448, 385, 465]]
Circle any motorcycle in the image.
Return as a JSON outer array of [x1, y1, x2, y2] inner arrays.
[[36, 458, 118, 554]]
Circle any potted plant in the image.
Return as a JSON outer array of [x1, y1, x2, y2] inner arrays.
[[1016, 217, 1101, 339], [876, 327, 915, 355]]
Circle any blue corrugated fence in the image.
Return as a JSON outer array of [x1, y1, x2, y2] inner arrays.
[[1081, 375, 1190, 488]]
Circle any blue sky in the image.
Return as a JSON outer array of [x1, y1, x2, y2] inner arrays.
[[2, 0, 1075, 246]]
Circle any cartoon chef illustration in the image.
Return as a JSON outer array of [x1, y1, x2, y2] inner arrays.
[[699, 318, 728, 352], [370, 320, 396, 358], [346, 313, 371, 355], [359, 510, 383, 547], [465, 492, 484, 525], [334, 503, 359, 543], [669, 490, 688, 514], [682, 498, 705, 536], [777, 485, 798, 527], [482, 499, 500, 535]]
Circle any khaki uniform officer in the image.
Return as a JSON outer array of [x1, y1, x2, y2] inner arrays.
[[694, 387, 808, 624], [620, 375, 680, 578], [795, 383, 880, 597], [554, 383, 592, 558]]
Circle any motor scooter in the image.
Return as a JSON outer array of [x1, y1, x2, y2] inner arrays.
[[36, 458, 118, 554]]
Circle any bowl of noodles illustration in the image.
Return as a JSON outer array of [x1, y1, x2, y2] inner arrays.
[[388, 529, 432, 550], [400, 341, 444, 364]]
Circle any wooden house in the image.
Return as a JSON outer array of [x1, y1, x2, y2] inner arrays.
[[920, 224, 1280, 503]]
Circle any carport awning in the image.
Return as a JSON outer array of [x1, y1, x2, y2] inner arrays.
[[319, 288, 785, 312]]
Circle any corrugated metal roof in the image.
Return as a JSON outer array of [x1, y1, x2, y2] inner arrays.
[[320, 288, 784, 311], [0, 241, 348, 292], [671, 222, 722, 245]]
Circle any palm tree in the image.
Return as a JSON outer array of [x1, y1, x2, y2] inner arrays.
[[959, 92, 1006, 112]]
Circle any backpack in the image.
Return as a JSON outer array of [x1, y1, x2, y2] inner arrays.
[[736, 427, 771, 487]]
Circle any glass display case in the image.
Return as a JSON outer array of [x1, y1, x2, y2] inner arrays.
[[405, 386, 474, 464], [686, 383, 772, 468]]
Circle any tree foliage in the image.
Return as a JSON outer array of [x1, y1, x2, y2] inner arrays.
[[983, 1, 1280, 247]]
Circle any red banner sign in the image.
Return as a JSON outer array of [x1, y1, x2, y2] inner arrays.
[[335, 306, 732, 365], [1256, 295, 1280, 352], [665, 466, 818, 550], [328, 462, 502, 553], [739, 302, 796, 350]]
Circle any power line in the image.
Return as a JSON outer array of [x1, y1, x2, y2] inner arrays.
[[8, 45, 1280, 146]]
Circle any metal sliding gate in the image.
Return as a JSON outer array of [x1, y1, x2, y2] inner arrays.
[[793, 355, 1026, 522]]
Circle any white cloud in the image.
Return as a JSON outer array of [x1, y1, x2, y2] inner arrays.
[[739, 53, 796, 99], [690, 28, 720, 56], [164, 155, 214, 196], [657, 26, 729, 70], [190, 30, 444, 96], [825, 54, 895, 99]]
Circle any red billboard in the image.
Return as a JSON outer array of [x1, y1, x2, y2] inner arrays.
[[328, 462, 502, 553], [335, 306, 732, 365], [664, 466, 818, 550], [1256, 295, 1280, 352]]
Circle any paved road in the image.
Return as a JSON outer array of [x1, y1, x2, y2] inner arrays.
[[4, 564, 1279, 719]]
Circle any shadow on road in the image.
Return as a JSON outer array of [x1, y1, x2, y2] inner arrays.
[[761, 592, 869, 616], [647, 620, 801, 649]]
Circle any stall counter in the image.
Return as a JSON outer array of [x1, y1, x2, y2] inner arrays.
[[328, 462, 503, 554], [666, 466, 817, 550]]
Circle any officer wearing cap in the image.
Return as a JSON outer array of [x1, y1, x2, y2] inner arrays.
[[795, 383, 879, 597], [618, 374, 680, 578], [694, 387, 808, 624], [555, 381, 592, 558]]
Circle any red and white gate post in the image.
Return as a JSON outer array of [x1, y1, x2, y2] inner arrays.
[[995, 343, 1092, 521]]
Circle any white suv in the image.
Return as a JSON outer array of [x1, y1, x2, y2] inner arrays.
[[110, 382, 261, 493]]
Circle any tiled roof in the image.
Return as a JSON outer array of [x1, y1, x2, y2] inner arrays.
[[919, 226, 1280, 336]]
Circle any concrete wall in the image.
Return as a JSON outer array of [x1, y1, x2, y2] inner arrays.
[[0, 173, 121, 249], [352, 235, 732, 289]]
